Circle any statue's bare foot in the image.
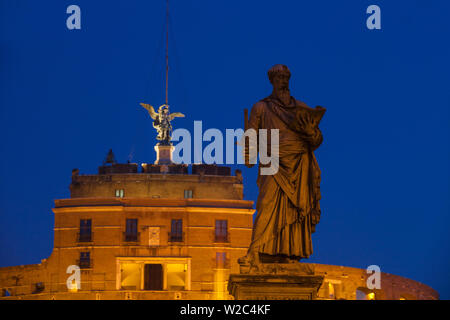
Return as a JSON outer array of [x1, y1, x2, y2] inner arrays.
[[237, 255, 250, 265], [238, 251, 260, 273], [248, 251, 261, 272]]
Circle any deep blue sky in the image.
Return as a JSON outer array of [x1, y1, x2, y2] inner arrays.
[[1, 0, 449, 298]]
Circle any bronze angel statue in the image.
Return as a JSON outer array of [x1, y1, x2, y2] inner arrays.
[[140, 103, 185, 145]]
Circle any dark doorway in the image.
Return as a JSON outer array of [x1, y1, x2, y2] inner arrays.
[[144, 264, 163, 290]]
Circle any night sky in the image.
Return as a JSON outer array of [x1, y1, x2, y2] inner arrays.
[[1, 0, 449, 298]]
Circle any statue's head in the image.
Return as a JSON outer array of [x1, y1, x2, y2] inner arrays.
[[159, 105, 169, 114], [268, 64, 291, 92]]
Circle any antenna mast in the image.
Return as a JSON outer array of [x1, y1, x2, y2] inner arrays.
[[165, 0, 169, 106]]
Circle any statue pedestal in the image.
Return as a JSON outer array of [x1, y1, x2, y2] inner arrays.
[[154, 144, 175, 165], [228, 263, 323, 300]]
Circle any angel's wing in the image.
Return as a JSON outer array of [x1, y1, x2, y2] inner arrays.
[[168, 112, 185, 121], [140, 103, 158, 120]]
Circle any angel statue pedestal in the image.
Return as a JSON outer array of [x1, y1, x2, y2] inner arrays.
[[154, 144, 175, 165]]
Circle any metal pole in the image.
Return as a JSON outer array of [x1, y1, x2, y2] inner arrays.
[[165, 0, 169, 106]]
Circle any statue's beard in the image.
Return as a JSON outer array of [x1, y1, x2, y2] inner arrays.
[[275, 87, 290, 102]]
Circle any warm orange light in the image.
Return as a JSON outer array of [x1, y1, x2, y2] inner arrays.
[[367, 292, 375, 300], [328, 282, 335, 299], [68, 279, 79, 292], [214, 269, 226, 300]]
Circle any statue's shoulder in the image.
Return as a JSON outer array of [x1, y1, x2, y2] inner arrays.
[[251, 99, 271, 113]]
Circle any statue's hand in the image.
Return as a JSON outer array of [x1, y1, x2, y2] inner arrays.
[[299, 113, 317, 136]]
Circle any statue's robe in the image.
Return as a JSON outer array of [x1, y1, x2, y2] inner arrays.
[[247, 94, 323, 260]]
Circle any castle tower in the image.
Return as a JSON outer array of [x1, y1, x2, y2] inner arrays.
[[44, 156, 253, 299]]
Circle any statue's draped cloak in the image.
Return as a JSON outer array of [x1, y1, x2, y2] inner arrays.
[[247, 95, 323, 259]]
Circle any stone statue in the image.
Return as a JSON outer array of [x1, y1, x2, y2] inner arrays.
[[140, 103, 185, 145], [240, 64, 326, 270]]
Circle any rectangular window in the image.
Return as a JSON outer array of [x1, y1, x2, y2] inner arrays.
[[216, 252, 227, 268], [79, 219, 92, 242], [79, 252, 91, 269], [115, 189, 124, 198], [170, 219, 183, 242], [215, 220, 228, 242], [125, 219, 138, 242], [184, 190, 193, 199]]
